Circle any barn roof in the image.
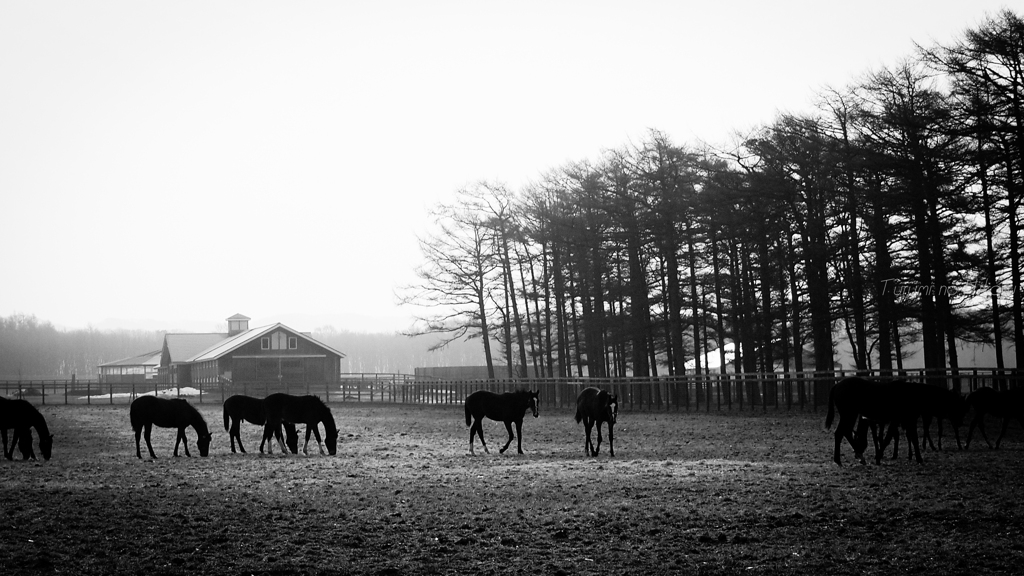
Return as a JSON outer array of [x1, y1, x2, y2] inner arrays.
[[186, 323, 345, 362], [164, 333, 229, 365], [98, 350, 162, 368]]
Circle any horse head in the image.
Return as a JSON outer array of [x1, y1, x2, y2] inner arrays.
[[197, 432, 212, 457], [39, 433, 53, 461], [529, 390, 540, 418], [326, 428, 339, 456], [606, 394, 619, 424]]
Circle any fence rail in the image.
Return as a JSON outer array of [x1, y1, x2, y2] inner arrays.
[[3, 368, 1020, 410]]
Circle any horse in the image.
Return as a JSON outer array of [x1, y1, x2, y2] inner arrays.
[[965, 387, 1024, 449], [0, 397, 53, 461], [261, 393, 338, 456], [875, 383, 968, 458], [222, 394, 298, 454], [464, 389, 539, 455], [130, 396, 212, 459], [825, 377, 924, 465], [575, 387, 618, 457], [918, 385, 969, 451]]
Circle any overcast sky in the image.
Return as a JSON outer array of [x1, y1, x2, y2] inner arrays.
[[0, 1, 1012, 334]]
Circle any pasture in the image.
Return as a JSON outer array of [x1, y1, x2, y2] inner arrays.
[[2, 402, 1023, 575]]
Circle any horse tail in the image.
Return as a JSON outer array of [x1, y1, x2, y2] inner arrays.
[[465, 400, 472, 427], [129, 404, 141, 432], [574, 404, 583, 424], [824, 385, 836, 430], [223, 406, 231, 432]]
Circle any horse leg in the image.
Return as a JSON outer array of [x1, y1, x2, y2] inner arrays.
[[499, 421, 515, 454], [850, 418, 869, 464], [905, 420, 923, 464], [262, 423, 275, 454], [469, 419, 488, 455], [175, 427, 191, 457], [231, 419, 245, 454], [594, 421, 604, 456], [607, 421, 614, 457], [583, 418, 594, 456], [15, 429, 34, 461], [1, 429, 9, 460], [921, 415, 936, 451], [7, 428, 17, 460], [274, 424, 287, 454], [996, 416, 1011, 449], [876, 424, 898, 465], [514, 420, 524, 455], [311, 426, 325, 456], [144, 424, 157, 459]]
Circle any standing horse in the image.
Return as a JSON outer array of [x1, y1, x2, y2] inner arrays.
[[130, 396, 212, 459], [465, 389, 539, 455], [222, 394, 298, 454], [575, 387, 618, 457], [261, 394, 338, 456], [965, 387, 1024, 449], [0, 397, 53, 461], [825, 377, 924, 466]]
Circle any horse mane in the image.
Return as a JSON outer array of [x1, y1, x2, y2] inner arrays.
[[179, 399, 209, 433]]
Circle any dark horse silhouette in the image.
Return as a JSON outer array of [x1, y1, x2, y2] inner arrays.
[[465, 389, 539, 455], [875, 383, 969, 459], [130, 396, 212, 459], [0, 397, 53, 461], [261, 394, 338, 456], [825, 377, 924, 465], [965, 386, 1024, 449], [222, 394, 298, 454], [918, 385, 968, 451], [575, 387, 618, 457]]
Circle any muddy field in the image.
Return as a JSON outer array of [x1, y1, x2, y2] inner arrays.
[[2, 402, 1023, 575]]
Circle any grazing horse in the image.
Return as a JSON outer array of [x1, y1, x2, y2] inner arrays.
[[0, 397, 53, 461], [575, 387, 618, 457], [261, 394, 338, 456], [130, 396, 212, 459], [825, 377, 924, 466], [222, 395, 298, 454], [965, 387, 1024, 449], [465, 389, 539, 455], [918, 385, 968, 451]]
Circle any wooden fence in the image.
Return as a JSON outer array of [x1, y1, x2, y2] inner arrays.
[[3, 368, 1020, 411]]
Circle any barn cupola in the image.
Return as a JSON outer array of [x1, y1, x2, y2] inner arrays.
[[227, 313, 250, 336]]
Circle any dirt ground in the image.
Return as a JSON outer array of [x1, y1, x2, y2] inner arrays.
[[2, 402, 1023, 575]]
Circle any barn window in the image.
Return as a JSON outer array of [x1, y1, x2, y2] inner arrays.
[[261, 337, 270, 350], [288, 337, 297, 350]]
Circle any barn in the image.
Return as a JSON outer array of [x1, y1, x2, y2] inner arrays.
[[97, 350, 162, 383], [155, 314, 345, 387]]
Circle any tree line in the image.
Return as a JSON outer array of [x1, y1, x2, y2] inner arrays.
[[400, 10, 1024, 380]]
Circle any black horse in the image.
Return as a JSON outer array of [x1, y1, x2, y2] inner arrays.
[[918, 385, 969, 451], [261, 394, 338, 456], [0, 397, 53, 461], [465, 389, 539, 455], [965, 387, 1024, 449], [575, 387, 618, 457], [222, 394, 298, 454], [825, 377, 924, 465], [130, 396, 212, 459]]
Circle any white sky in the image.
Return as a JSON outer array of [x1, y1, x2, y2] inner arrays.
[[0, 1, 1013, 334]]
